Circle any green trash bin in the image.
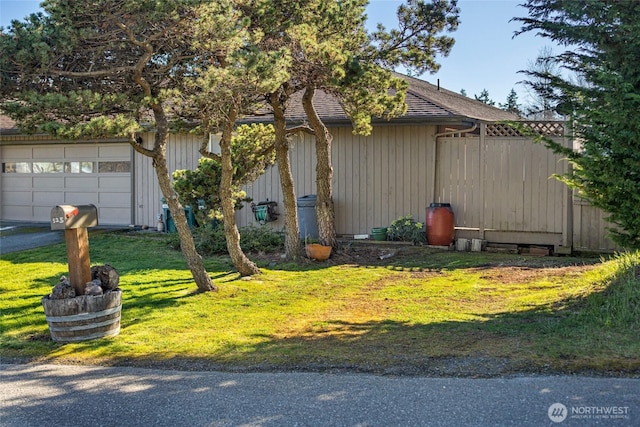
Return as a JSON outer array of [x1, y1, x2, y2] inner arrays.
[[161, 198, 195, 232]]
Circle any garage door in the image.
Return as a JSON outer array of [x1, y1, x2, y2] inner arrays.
[[1, 142, 132, 225]]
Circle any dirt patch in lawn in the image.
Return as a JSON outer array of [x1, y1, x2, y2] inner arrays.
[[473, 265, 598, 285]]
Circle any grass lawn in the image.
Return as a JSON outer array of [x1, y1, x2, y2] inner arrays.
[[1, 230, 639, 376]]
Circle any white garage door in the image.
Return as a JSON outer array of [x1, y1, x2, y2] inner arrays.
[[1, 142, 132, 225]]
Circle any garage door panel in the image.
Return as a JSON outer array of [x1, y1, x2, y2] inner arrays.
[[2, 146, 32, 159], [99, 145, 129, 158], [3, 191, 32, 204], [3, 175, 33, 189], [98, 192, 130, 207], [98, 176, 130, 189], [33, 146, 64, 159], [65, 192, 99, 205], [65, 176, 99, 189], [33, 176, 64, 189], [33, 191, 65, 204], [33, 206, 55, 220], [65, 146, 98, 158], [3, 206, 33, 219]]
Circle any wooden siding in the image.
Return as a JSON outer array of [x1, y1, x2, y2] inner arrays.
[[573, 200, 621, 252], [237, 125, 436, 234], [133, 132, 204, 227], [126, 124, 620, 252]]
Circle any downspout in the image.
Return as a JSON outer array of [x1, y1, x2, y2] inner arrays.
[[432, 122, 478, 204], [130, 141, 136, 227]]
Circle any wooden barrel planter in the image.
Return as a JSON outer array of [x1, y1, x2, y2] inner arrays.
[[42, 291, 122, 343]]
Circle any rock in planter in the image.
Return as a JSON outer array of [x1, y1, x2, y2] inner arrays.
[[84, 279, 104, 296], [91, 264, 120, 292], [50, 276, 76, 299]]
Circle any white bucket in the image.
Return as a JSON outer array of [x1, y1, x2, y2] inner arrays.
[[455, 238, 470, 252], [471, 239, 484, 252]]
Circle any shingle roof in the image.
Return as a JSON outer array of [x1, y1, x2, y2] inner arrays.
[[401, 74, 519, 122], [243, 73, 517, 125], [0, 115, 16, 132]]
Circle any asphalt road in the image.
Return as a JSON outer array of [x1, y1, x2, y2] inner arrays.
[[0, 222, 63, 255], [1, 363, 638, 427]]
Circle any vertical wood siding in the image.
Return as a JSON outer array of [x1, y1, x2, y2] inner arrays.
[[238, 125, 436, 234], [134, 132, 204, 227], [572, 200, 621, 252], [124, 125, 620, 252]]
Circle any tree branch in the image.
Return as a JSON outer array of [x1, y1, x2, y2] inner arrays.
[[286, 125, 315, 136]]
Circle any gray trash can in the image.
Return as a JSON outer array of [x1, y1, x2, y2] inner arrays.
[[297, 194, 318, 239]]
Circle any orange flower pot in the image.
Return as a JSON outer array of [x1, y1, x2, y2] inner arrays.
[[305, 243, 332, 261]]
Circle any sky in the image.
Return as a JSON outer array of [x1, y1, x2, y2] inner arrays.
[[0, 0, 554, 107]]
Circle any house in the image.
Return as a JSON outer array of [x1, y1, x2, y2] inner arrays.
[[0, 74, 618, 252]]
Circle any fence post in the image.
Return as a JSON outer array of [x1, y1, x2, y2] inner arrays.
[[479, 122, 486, 240], [560, 122, 574, 253]]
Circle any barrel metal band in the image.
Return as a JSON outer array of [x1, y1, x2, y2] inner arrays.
[[44, 305, 121, 323], [47, 316, 120, 332], [50, 327, 121, 343]]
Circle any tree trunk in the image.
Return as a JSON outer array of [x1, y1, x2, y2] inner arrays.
[[271, 92, 302, 260], [139, 123, 217, 292], [219, 111, 261, 276], [303, 86, 337, 247], [155, 156, 217, 292]]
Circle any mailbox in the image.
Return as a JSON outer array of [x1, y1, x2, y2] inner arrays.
[[50, 204, 98, 230]]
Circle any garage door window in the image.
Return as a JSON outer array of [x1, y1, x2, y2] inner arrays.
[[98, 161, 130, 173], [2, 162, 31, 173], [66, 162, 95, 173], [33, 162, 64, 173], [2, 161, 128, 173]]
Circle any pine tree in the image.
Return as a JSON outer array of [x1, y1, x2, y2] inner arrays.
[[474, 89, 495, 106], [500, 89, 522, 116]]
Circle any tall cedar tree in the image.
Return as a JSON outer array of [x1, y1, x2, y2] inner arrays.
[[1, 1, 291, 279], [179, 1, 290, 276], [233, 0, 316, 260], [515, 0, 640, 248]]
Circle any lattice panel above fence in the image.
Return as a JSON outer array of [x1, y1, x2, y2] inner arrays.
[[485, 122, 565, 137]]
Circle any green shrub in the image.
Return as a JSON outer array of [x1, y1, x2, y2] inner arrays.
[[167, 223, 284, 256], [387, 215, 426, 244]]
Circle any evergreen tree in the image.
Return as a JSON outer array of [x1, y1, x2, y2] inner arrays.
[[500, 89, 522, 116], [515, 0, 640, 248], [474, 89, 495, 106]]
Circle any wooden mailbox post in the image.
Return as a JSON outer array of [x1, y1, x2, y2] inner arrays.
[[50, 204, 98, 296]]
